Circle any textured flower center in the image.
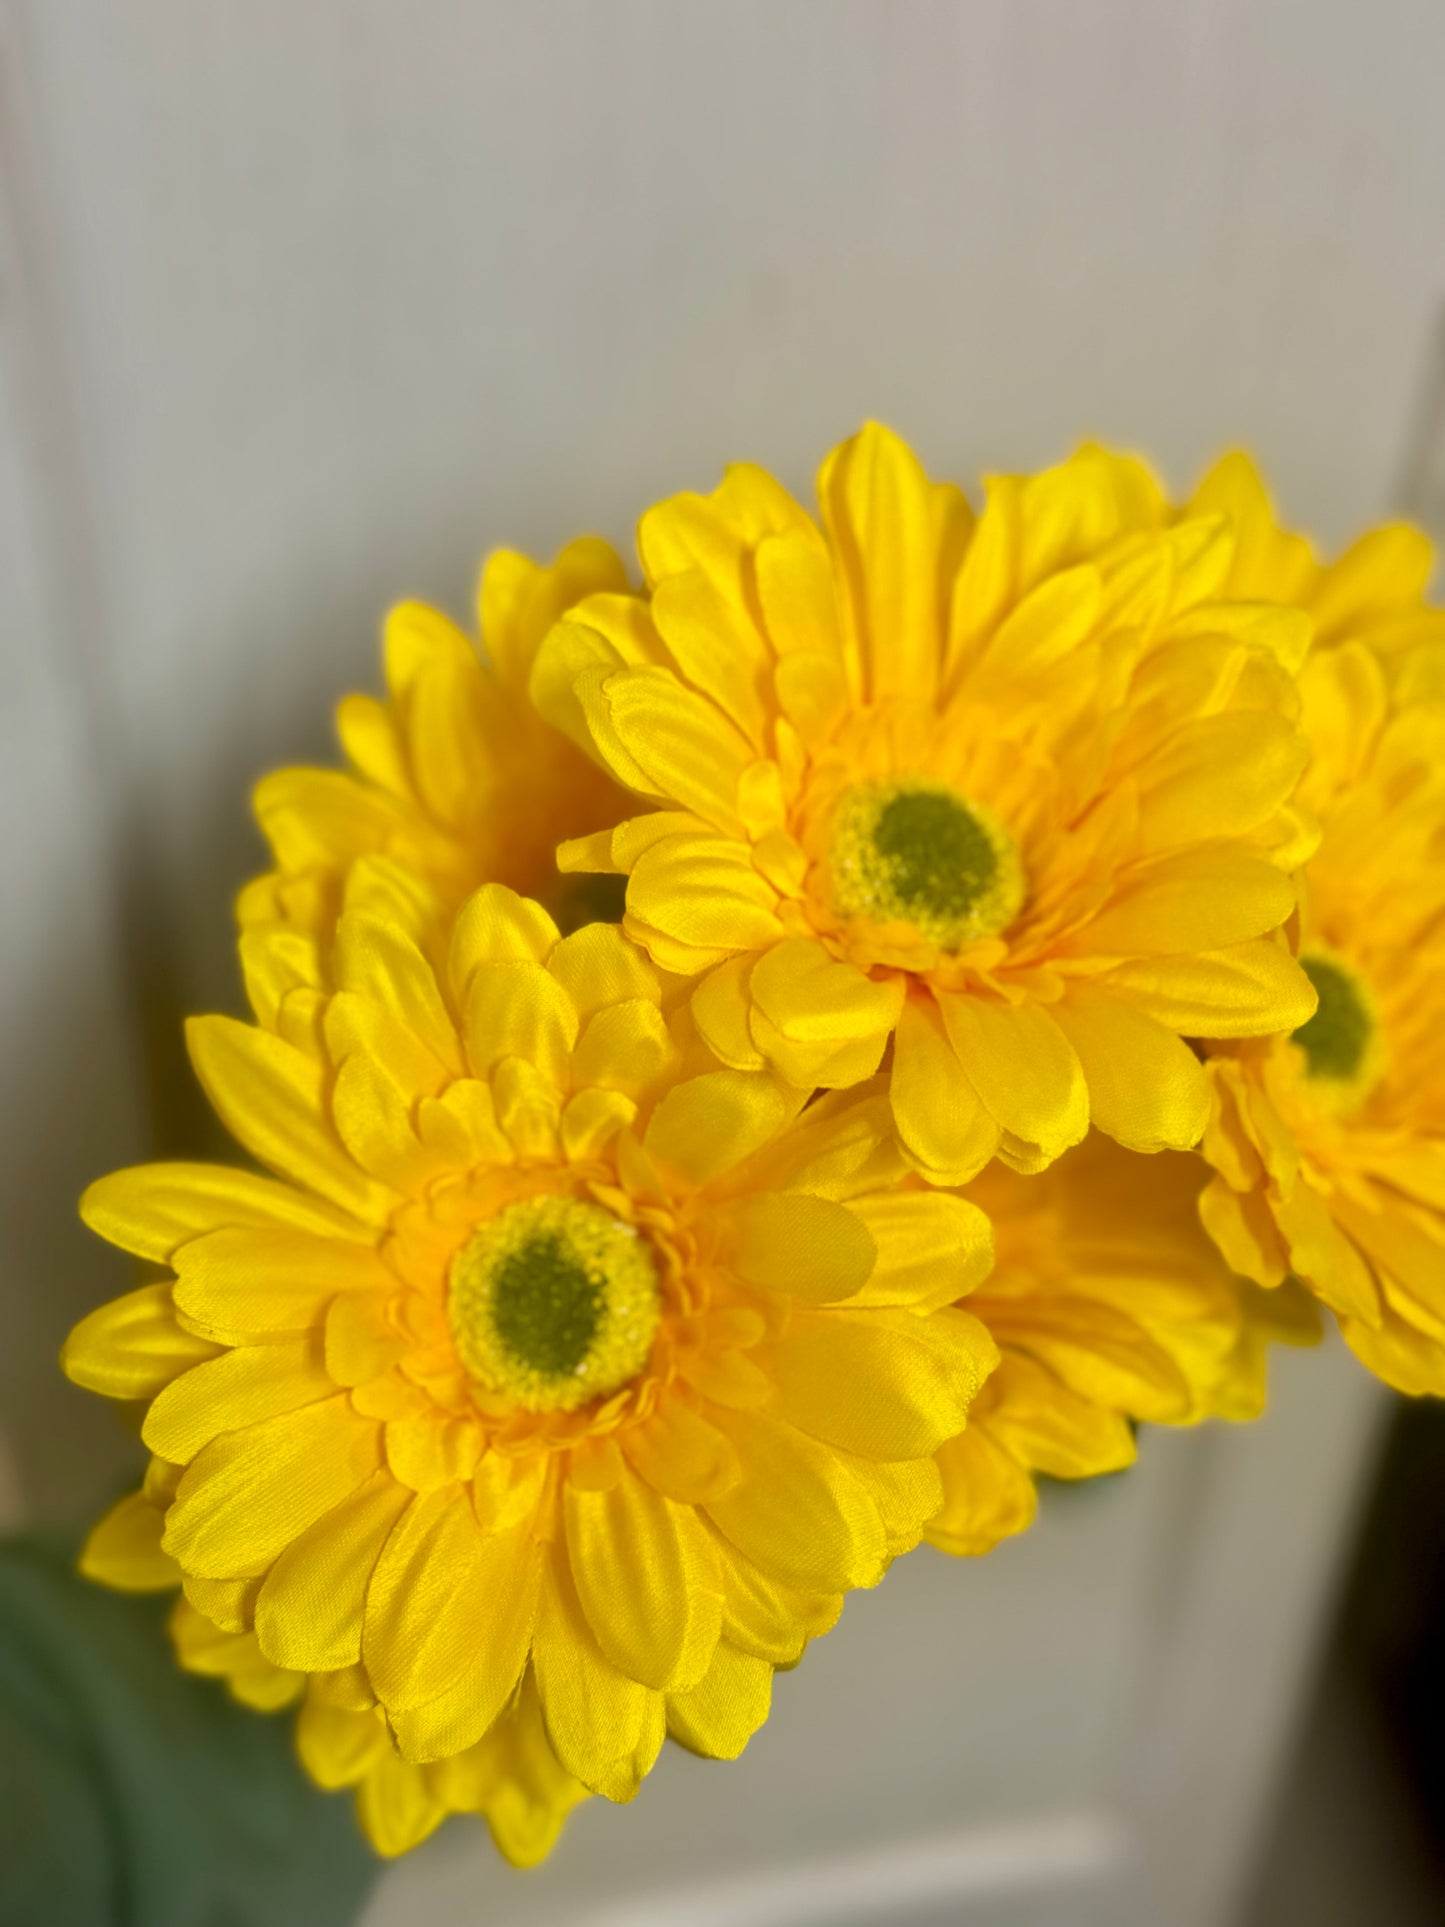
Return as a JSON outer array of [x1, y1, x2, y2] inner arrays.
[[828, 776, 1025, 947], [448, 1196, 661, 1411], [1291, 953, 1374, 1082]]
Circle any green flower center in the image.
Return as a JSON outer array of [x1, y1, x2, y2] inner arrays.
[[828, 777, 1025, 947], [1291, 954, 1374, 1083], [449, 1196, 661, 1412]]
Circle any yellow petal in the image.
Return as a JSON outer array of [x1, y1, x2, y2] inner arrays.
[[1052, 989, 1210, 1152], [163, 1396, 382, 1578], [981, 1352, 1138, 1479], [1312, 522, 1435, 639], [650, 572, 769, 744], [532, 1557, 662, 1802], [564, 1472, 703, 1690], [490, 1056, 562, 1160], [766, 1306, 995, 1459], [718, 1543, 839, 1665], [171, 1226, 390, 1342], [62, 1283, 221, 1400], [890, 994, 999, 1184], [254, 1470, 411, 1672], [355, 1748, 447, 1858], [79, 1162, 363, 1262], [331, 1054, 446, 1194], [705, 1410, 887, 1592], [817, 421, 967, 701], [479, 536, 629, 690], [719, 1191, 876, 1305], [1102, 938, 1316, 1036], [748, 938, 903, 1088], [143, 1339, 334, 1464], [365, 1488, 505, 1709], [186, 1016, 390, 1220], [252, 767, 402, 874], [448, 883, 559, 991], [1133, 711, 1307, 854], [643, 1069, 796, 1190], [927, 1425, 1038, 1556], [528, 601, 665, 759], [571, 999, 679, 1098], [464, 961, 578, 1085], [627, 831, 784, 957], [560, 1088, 637, 1163], [295, 1691, 389, 1790], [546, 921, 662, 1023], [846, 1192, 994, 1311], [1197, 1175, 1291, 1288], [666, 1642, 773, 1760], [837, 1452, 944, 1556], [691, 956, 767, 1071], [79, 1490, 179, 1592], [938, 996, 1087, 1168], [620, 1394, 742, 1504], [1071, 849, 1296, 958], [334, 916, 458, 1067]]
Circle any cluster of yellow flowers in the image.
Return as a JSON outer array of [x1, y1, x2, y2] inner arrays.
[[62, 427, 1445, 1865]]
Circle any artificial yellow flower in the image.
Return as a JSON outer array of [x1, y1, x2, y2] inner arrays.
[[64, 880, 998, 1848], [1186, 453, 1445, 661], [926, 1132, 1318, 1554], [238, 538, 633, 954], [1199, 640, 1445, 1394], [530, 424, 1317, 1187]]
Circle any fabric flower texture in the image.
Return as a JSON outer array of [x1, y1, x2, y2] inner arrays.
[[1199, 640, 1445, 1395], [62, 882, 997, 1859], [239, 537, 633, 954], [531, 423, 1319, 1187]]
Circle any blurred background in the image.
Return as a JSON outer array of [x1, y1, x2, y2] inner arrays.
[[2, 2, 1443, 1922]]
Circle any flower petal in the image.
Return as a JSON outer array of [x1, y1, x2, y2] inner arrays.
[[765, 1306, 995, 1459], [1052, 989, 1210, 1152], [186, 1016, 390, 1220], [163, 1396, 382, 1579], [705, 1410, 887, 1593], [938, 996, 1088, 1168], [666, 1642, 773, 1761], [254, 1470, 412, 1673], [62, 1284, 221, 1400], [890, 995, 999, 1184]]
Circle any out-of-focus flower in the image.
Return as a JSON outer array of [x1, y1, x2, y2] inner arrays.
[[1187, 453, 1445, 661], [531, 424, 1316, 1187], [927, 1133, 1319, 1555], [239, 539, 633, 956], [1199, 641, 1445, 1393]]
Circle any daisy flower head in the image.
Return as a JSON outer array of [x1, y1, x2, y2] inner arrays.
[[531, 424, 1319, 1187], [239, 537, 633, 959], [927, 1132, 1319, 1556], [63, 880, 997, 1849], [1199, 640, 1445, 1394]]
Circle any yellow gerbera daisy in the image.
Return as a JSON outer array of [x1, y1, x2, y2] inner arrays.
[[926, 1133, 1318, 1555], [1199, 640, 1445, 1393], [238, 538, 633, 954], [530, 423, 1317, 1186], [63, 882, 997, 1835]]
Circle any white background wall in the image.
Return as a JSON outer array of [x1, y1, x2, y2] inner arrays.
[[1, 2, 1432, 1920]]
